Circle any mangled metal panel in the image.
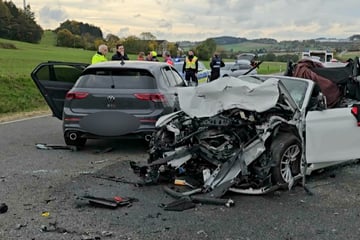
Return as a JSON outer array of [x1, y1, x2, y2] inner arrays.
[[177, 77, 282, 118]]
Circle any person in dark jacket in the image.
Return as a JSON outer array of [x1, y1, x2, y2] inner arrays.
[[209, 52, 225, 81], [111, 44, 129, 60]]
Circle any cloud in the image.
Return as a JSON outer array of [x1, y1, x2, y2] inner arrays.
[[158, 19, 172, 30], [38, 6, 67, 23], [13, 0, 360, 41], [116, 27, 130, 38]]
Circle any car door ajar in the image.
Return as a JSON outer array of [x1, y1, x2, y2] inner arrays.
[[30, 62, 89, 119], [305, 107, 360, 163]]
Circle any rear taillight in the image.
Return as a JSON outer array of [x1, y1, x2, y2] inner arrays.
[[351, 104, 360, 126], [351, 106, 358, 115], [65, 91, 89, 100], [134, 93, 166, 102]]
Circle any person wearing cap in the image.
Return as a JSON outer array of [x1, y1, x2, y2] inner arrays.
[[182, 50, 198, 86], [146, 51, 158, 61], [209, 52, 225, 81], [91, 44, 108, 64], [111, 44, 129, 61]]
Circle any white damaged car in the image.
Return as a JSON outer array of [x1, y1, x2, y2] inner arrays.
[[132, 74, 360, 199]]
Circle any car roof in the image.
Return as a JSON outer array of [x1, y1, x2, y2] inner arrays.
[[87, 60, 170, 71]]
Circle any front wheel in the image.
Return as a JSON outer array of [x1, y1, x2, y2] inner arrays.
[[270, 133, 302, 185]]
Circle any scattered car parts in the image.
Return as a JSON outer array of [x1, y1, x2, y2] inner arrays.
[[131, 72, 360, 204]]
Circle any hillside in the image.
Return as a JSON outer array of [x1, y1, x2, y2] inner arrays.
[[0, 33, 96, 115], [0, 32, 94, 78], [208, 35, 360, 54]]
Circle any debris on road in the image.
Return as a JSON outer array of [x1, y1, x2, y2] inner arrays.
[[92, 174, 144, 187], [0, 203, 8, 213], [35, 143, 77, 151], [41, 211, 50, 217], [161, 197, 196, 211], [40, 222, 69, 233], [82, 195, 138, 209], [164, 186, 234, 208], [15, 223, 27, 230], [94, 147, 113, 154]]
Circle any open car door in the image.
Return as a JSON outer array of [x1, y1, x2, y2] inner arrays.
[[30, 61, 89, 119], [306, 107, 360, 164]]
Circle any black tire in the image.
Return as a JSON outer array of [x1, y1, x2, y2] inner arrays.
[[270, 133, 302, 185], [64, 134, 87, 147]]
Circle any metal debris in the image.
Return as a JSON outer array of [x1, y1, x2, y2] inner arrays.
[[35, 143, 77, 151]]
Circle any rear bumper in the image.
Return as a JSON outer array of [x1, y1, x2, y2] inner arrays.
[[62, 110, 160, 139], [64, 128, 155, 140]]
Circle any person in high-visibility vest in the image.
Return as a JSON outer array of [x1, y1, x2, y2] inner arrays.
[[91, 44, 108, 64], [182, 50, 198, 86]]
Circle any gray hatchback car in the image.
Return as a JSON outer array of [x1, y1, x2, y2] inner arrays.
[[31, 60, 186, 146]]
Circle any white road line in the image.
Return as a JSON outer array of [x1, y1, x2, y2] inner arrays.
[[0, 114, 52, 125]]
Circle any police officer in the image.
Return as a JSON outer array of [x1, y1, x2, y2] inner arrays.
[[209, 52, 225, 81], [182, 50, 198, 86]]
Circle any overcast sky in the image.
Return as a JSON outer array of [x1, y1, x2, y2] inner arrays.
[[14, 0, 360, 42]]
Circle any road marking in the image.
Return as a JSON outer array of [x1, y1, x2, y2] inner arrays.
[[0, 114, 52, 125]]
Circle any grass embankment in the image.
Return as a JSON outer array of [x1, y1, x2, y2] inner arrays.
[[0, 32, 95, 118], [0, 31, 286, 119]]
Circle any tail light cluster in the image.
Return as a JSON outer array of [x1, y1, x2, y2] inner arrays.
[[351, 104, 360, 126], [66, 91, 89, 100], [134, 93, 166, 103]]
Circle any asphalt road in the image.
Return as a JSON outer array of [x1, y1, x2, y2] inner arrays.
[[1, 115, 360, 240]]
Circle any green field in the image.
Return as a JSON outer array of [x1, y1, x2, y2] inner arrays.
[[0, 33, 286, 117]]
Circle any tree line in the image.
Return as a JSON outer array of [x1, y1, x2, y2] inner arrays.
[[0, 0, 43, 43], [0, 1, 218, 60], [55, 19, 218, 60]]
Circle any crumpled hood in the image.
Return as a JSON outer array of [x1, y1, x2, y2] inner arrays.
[[178, 76, 283, 118]]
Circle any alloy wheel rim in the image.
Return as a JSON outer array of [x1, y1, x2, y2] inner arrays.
[[280, 144, 300, 183]]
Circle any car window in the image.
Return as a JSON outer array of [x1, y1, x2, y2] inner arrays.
[[173, 63, 183, 73], [198, 61, 206, 71], [35, 64, 84, 83], [222, 63, 235, 70], [75, 68, 156, 89], [236, 64, 252, 70], [279, 79, 308, 108], [162, 67, 175, 86], [171, 68, 186, 86], [162, 66, 185, 87]]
